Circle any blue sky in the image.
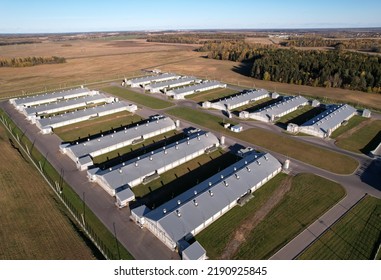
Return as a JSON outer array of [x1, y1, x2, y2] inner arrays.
[[1, 0, 381, 33]]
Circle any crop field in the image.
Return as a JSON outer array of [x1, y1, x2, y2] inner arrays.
[[0, 125, 96, 260], [186, 88, 237, 103], [132, 149, 238, 208], [197, 173, 345, 259], [329, 115, 367, 139], [54, 111, 143, 142], [299, 196, 381, 260], [335, 120, 381, 154], [1, 39, 380, 111], [101, 86, 173, 109], [165, 106, 359, 174], [234, 174, 345, 259]]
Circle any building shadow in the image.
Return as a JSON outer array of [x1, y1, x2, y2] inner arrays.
[[361, 131, 381, 155], [360, 160, 381, 191]]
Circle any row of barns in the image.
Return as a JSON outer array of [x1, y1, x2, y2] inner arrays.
[[202, 88, 371, 139], [124, 72, 226, 99]]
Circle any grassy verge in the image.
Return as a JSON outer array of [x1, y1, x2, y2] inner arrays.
[[165, 106, 359, 174], [0, 110, 134, 260], [335, 120, 381, 154], [330, 115, 367, 139], [234, 173, 345, 259], [102, 86, 173, 109], [299, 196, 381, 260]]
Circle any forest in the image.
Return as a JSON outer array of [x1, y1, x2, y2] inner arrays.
[[198, 41, 381, 93], [0, 56, 66, 67], [147, 33, 246, 44]]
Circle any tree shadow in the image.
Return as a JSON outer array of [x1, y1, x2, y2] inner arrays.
[[231, 61, 253, 77]]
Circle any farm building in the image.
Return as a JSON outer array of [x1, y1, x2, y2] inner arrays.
[[181, 241, 207, 260], [166, 81, 227, 100], [240, 95, 308, 122], [230, 124, 243, 133], [202, 89, 270, 110], [130, 150, 282, 251], [287, 104, 357, 138], [144, 77, 198, 93], [88, 130, 220, 206], [126, 73, 181, 87], [10, 87, 94, 110], [60, 116, 177, 170], [370, 141, 381, 160], [36, 101, 137, 134], [23, 94, 114, 122]]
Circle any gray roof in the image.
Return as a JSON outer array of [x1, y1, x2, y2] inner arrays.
[[24, 94, 110, 116], [252, 95, 308, 117], [144, 152, 282, 244], [13, 87, 91, 106], [66, 117, 176, 158], [169, 81, 225, 95], [146, 77, 196, 90], [213, 89, 269, 109], [128, 73, 180, 85], [37, 101, 134, 129], [182, 241, 206, 260], [115, 188, 135, 202], [301, 104, 356, 134], [94, 130, 220, 191]]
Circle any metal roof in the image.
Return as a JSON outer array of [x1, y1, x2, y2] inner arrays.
[[115, 188, 135, 202], [93, 130, 220, 191], [37, 101, 134, 128], [213, 89, 269, 109], [146, 77, 196, 90], [251, 95, 308, 117], [127, 73, 180, 84], [13, 87, 91, 106], [301, 104, 356, 134], [168, 81, 225, 95], [182, 241, 206, 260], [144, 152, 282, 244], [66, 117, 176, 158], [24, 94, 109, 116]]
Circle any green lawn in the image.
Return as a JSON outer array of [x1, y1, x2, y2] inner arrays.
[[165, 106, 359, 174], [299, 196, 381, 260], [335, 120, 381, 154], [197, 173, 288, 259], [55, 112, 143, 142], [330, 115, 367, 139], [234, 173, 345, 259], [133, 149, 239, 208], [276, 105, 313, 126], [102, 86, 173, 109], [188, 88, 238, 103]]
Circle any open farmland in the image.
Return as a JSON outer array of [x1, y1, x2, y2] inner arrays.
[[1, 39, 381, 111], [299, 196, 381, 260], [0, 125, 96, 260]]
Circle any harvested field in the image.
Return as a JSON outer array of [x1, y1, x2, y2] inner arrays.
[[0, 125, 96, 260]]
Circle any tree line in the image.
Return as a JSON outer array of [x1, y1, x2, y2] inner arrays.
[[0, 56, 66, 67], [147, 33, 246, 44], [198, 41, 381, 93]]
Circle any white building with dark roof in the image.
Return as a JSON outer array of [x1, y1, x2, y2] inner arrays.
[[296, 104, 357, 138], [203, 89, 269, 111], [126, 73, 181, 87], [166, 81, 226, 100], [88, 130, 220, 206], [145, 77, 198, 93], [10, 87, 94, 110], [240, 95, 308, 122], [130, 151, 282, 251], [60, 116, 177, 170], [36, 101, 137, 134]]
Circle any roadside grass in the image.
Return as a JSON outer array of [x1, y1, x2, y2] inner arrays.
[[92, 130, 180, 165], [55, 111, 143, 142], [187, 88, 238, 103], [234, 173, 345, 259], [298, 196, 381, 260], [165, 106, 359, 174], [329, 115, 367, 139], [196, 173, 288, 259], [102, 86, 173, 109], [0, 110, 134, 260], [0, 125, 97, 260], [132, 149, 239, 208], [335, 120, 381, 154]]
